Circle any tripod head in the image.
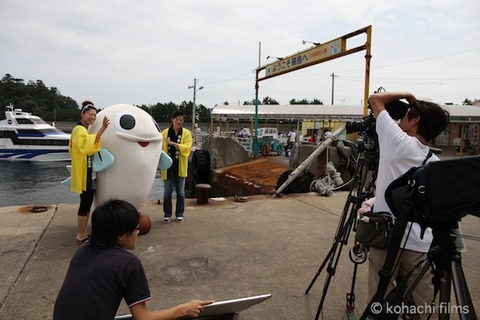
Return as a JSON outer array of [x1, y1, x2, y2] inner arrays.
[[346, 111, 379, 165]]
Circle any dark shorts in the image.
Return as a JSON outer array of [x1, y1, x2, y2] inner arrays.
[[78, 190, 95, 216]]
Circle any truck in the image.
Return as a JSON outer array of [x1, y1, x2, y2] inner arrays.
[[256, 127, 287, 155]]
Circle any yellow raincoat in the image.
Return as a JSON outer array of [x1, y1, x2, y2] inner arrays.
[[160, 127, 192, 179], [69, 125, 101, 194]]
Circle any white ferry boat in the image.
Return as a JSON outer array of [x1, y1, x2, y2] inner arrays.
[[0, 105, 71, 161]]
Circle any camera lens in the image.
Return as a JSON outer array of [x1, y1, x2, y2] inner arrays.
[[346, 121, 365, 133]]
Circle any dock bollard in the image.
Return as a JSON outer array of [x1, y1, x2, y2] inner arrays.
[[195, 183, 211, 204]]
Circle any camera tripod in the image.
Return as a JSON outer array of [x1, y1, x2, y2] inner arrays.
[[305, 146, 378, 320], [410, 224, 476, 320], [360, 222, 478, 320], [359, 154, 480, 320]]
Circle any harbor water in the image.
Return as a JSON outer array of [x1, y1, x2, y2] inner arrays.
[[0, 146, 461, 207], [0, 161, 164, 207]]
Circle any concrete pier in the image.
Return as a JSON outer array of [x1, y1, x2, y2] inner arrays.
[[1, 191, 479, 319]]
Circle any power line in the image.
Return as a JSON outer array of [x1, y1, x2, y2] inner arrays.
[[373, 48, 480, 69], [197, 71, 254, 83]]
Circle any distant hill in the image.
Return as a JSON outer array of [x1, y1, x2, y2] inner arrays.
[[0, 73, 80, 121]]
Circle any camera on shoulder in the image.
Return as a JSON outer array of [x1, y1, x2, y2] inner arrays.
[[346, 100, 409, 134]]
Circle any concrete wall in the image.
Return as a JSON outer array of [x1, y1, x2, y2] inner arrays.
[[186, 136, 251, 198], [288, 143, 354, 177], [201, 135, 250, 170]]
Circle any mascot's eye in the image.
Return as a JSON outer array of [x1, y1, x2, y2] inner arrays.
[[120, 115, 136, 130], [115, 112, 136, 131]]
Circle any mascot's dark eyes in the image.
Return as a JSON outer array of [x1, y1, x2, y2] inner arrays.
[[119, 114, 136, 130]]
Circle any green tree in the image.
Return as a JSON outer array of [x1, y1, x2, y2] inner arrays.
[[242, 97, 279, 105], [290, 98, 309, 104], [151, 102, 180, 123], [0, 74, 79, 121], [197, 104, 208, 122], [290, 98, 323, 105], [262, 96, 279, 105]]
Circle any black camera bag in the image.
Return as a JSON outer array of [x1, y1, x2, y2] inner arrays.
[[355, 211, 394, 249]]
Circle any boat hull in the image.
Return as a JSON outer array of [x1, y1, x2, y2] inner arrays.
[[1, 106, 71, 162], [0, 129, 70, 161], [0, 145, 70, 161]]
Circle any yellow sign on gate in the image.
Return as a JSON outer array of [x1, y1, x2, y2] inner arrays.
[[265, 39, 345, 78]]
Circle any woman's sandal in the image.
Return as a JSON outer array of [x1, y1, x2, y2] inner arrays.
[[76, 235, 90, 245]]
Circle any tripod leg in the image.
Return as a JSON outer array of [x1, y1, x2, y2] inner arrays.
[[346, 263, 359, 318], [451, 259, 478, 320], [305, 244, 337, 294], [306, 156, 374, 319], [311, 202, 361, 320], [305, 191, 360, 295], [402, 259, 431, 304], [315, 240, 349, 320], [438, 270, 452, 320], [402, 227, 478, 320], [435, 262, 476, 320]]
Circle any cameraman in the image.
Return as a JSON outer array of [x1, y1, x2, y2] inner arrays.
[[367, 92, 449, 319]]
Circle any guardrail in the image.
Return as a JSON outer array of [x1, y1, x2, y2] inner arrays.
[[236, 137, 252, 152]]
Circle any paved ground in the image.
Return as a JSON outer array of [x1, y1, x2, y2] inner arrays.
[[1, 189, 479, 319], [0, 147, 478, 319]]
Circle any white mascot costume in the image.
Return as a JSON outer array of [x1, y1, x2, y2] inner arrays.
[[89, 104, 171, 234]]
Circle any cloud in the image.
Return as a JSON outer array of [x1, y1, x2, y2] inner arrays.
[[1, 0, 479, 107]]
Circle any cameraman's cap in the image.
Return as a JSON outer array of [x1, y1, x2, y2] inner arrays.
[[385, 100, 409, 120], [80, 100, 97, 113]]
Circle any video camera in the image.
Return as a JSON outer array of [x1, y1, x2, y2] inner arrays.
[[345, 100, 410, 160], [346, 99, 410, 134]]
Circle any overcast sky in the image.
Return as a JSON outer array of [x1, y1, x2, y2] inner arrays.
[[1, 0, 479, 109]]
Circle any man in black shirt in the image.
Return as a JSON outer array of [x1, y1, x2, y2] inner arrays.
[[53, 199, 212, 320]]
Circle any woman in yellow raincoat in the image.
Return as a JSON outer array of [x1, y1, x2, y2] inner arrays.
[[160, 110, 192, 224], [69, 100, 110, 244]]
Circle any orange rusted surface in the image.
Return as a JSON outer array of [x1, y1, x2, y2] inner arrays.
[[214, 157, 289, 196]]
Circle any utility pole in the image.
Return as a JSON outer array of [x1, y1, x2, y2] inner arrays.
[[188, 79, 203, 142], [330, 73, 338, 105]]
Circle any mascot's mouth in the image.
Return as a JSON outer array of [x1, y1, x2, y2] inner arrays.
[[116, 132, 162, 145]]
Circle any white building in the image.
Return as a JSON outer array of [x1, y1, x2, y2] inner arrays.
[[210, 104, 480, 147]]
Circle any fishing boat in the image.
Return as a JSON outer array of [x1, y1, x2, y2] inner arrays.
[[0, 105, 70, 161]]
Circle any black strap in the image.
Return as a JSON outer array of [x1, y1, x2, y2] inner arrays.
[[360, 149, 433, 319], [360, 184, 415, 319], [86, 154, 94, 191], [422, 149, 433, 165]]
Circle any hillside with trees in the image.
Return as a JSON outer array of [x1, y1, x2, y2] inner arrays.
[[0, 74, 210, 123], [0, 74, 80, 121], [1, 74, 325, 123], [4, 73, 475, 123]]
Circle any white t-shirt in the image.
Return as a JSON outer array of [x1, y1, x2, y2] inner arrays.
[[288, 131, 297, 143], [374, 110, 436, 252]]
